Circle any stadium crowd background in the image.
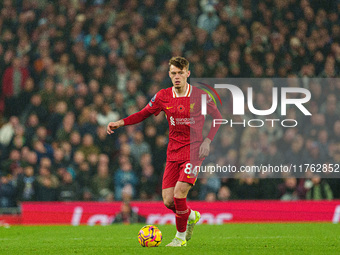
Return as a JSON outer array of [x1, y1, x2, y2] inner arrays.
[[0, 0, 340, 208]]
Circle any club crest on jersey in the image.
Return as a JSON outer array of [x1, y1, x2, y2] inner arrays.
[[177, 105, 185, 112], [207, 94, 213, 103], [190, 103, 195, 112]]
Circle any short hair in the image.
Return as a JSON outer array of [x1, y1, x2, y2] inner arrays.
[[169, 56, 189, 70]]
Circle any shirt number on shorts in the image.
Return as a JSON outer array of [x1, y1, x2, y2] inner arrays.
[[184, 163, 198, 176]]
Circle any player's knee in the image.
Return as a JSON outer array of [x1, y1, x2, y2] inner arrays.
[[163, 199, 174, 209], [174, 183, 191, 198], [174, 190, 187, 198]]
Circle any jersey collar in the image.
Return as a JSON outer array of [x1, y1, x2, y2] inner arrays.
[[172, 83, 192, 98]]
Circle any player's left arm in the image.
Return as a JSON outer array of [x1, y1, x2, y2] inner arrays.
[[199, 99, 222, 158]]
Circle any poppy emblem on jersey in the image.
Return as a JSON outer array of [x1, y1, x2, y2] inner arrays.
[[177, 105, 185, 112]]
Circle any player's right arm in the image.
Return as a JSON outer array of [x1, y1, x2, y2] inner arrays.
[[107, 119, 124, 134], [106, 107, 153, 135], [107, 91, 163, 135]]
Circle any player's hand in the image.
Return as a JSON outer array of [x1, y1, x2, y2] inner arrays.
[[199, 138, 211, 158], [107, 120, 124, 135]]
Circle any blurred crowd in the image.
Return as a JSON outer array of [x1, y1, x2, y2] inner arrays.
[[0, 0, 340, 208]]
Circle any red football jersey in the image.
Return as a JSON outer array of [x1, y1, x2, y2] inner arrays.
[[144, 84, 221, 161]]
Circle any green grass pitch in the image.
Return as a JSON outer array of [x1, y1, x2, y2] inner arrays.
[[0, 223, 339, 255]]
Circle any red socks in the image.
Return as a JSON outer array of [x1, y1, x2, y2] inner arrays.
[[174, 197, 191, 232]]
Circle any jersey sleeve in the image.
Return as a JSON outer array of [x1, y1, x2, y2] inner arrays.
[[123, 107, 153, 125], [206, 94, 222, 141], [144, 91, 163, 116], [122, 91, 163, 125]]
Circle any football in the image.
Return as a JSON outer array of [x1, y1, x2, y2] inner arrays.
[[138, 225, 162, 247]]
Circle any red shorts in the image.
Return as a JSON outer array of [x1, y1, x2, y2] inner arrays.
[[162, 160, 203, 189]]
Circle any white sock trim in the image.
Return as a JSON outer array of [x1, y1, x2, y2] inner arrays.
[[176, 231, 186, 241], [188, 210, 195, 221]]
